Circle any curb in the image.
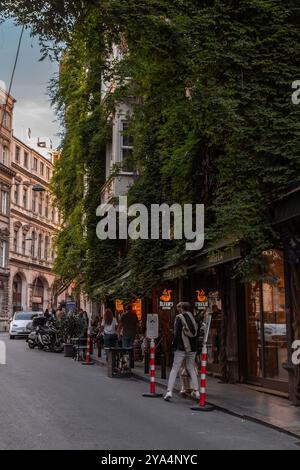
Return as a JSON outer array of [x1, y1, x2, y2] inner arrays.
[[93, 355, 300, 440]]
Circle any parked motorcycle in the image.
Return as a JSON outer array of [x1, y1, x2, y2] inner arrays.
[[27, 317, 63, 353]]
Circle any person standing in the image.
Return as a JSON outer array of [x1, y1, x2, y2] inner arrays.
[[117, 304, 139, 348], [164, 302, 200, 402], [100, 309, 118, 349]]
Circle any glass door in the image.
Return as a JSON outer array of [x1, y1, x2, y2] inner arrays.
[[246, 250, 288, 391]]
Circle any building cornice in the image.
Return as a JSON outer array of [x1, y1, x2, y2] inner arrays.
[[9, 258, 54, 273], [11, 208, 59, 232], [0, 162, 16, 178], [11, 162, 50, 187]]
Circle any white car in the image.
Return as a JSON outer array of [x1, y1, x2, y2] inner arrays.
[[9, 311, 44, 340]]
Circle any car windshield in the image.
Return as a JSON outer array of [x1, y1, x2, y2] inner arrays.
[[14, 313, 35, 321]]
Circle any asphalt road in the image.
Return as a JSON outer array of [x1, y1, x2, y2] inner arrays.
[[0, 333, 299, 450]]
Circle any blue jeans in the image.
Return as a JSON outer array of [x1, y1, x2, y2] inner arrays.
[[122, 336, 134, 348]]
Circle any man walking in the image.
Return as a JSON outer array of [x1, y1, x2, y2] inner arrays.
[[164, 302, 200, 402], [118, 304, 139, 348]]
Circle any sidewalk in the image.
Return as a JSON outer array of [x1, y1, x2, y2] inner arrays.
[[93, 353, 300, 438]]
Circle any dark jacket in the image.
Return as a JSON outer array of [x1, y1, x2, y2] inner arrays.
[[172, 313, 198, 352]]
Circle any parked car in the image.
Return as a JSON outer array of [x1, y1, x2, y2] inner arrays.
[[9, 311, 44, 340]]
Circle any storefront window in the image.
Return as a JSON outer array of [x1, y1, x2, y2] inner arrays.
[[246, 250, 288, 385], [262, 250, 287, 381], [207, 292, 223, 374]]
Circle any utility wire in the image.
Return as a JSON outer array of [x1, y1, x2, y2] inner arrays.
[[0, 25, 25, 135]]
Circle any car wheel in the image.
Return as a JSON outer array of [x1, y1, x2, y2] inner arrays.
[[10, 335, 15, 340]]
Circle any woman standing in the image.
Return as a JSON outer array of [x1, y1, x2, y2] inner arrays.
[[164, 302, 200, 402], [101, 309, 118, 349]]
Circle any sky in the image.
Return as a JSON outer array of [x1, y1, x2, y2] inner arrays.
[[0, 20, 60, 156]]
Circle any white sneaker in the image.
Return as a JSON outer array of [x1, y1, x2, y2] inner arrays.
[[164, 391, 173, 402], [191, 390, 200, 400]]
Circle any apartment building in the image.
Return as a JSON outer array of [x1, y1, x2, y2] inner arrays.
[[9, 136, 62, 317], [0, 88, 16, 331]]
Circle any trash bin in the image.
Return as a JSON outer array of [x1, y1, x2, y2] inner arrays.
[[107, 348, 134, 378]]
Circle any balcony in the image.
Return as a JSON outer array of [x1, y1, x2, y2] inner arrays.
[[101, 174, 136, 205]]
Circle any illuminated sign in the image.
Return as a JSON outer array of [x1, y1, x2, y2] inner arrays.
[[115, 300, 125, 313], [160, 289, 174, 310], [195, 290, 209, 309], [132, 299, 142, 321]]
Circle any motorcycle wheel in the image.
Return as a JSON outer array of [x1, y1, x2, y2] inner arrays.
[[28, 343, 35, 349], [38, 344, 44, 350]]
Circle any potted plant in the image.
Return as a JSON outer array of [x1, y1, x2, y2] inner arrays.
[[58, 314, 81, 357]]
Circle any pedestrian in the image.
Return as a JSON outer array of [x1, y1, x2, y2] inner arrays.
[[100, 308, 118, 349], [117, 304, 139, 348], [164, 302, 200, 402], [78, 310, 88, 337], [44, 308, 51, 320], [56, 307, 64, 321]]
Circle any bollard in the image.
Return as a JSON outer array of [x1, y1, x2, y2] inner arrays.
[[82, 317, 94, 366], [161, 353, 167, 380], [143, 339, 163, 398], [144, 348, 150, 374], [191, 344, 214, 412]]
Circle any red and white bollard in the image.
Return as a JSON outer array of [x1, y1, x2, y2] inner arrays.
[[191, 315, 214, 412], [143, 339, 163, 398], [82, 316, 94, 366]]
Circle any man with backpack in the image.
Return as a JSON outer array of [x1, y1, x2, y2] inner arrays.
[[164, 302, 200, 402]]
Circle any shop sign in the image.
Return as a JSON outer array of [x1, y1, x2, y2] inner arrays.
[[195, 290, 209, 309], [115, 300, 125, 313], [159, 289, 174, 310], [132, 299, 142, 321], [146, 314, 159, 339], [32, 296, 42, 304], [66, 301, 76, 314]]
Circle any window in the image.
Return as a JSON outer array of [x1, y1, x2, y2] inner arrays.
[[0, 241, 7, 268], [45, 195, 49, 218], [120, 121, 134, 172], [33, 157, 38, 171], [39, 193, 44, 216], [24, 152, 29, 168], [13, 230, 19, 253], [2, 146, 8, 166], [23, 188, 28, 209], [46, 167, 50, 181], [14, 185, 19, 205], [38, 234, 42, 259], [32, 192, 37, 213], [1, 190, 9, 215], [40, 162, 44, 176], [3, 112, 10, 129], [246, 249, 288, 384], [44, 236, 49, 260], [22, 233, 26, 255], [31, 232, 36, 257], [15, 146, 21, 163]]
